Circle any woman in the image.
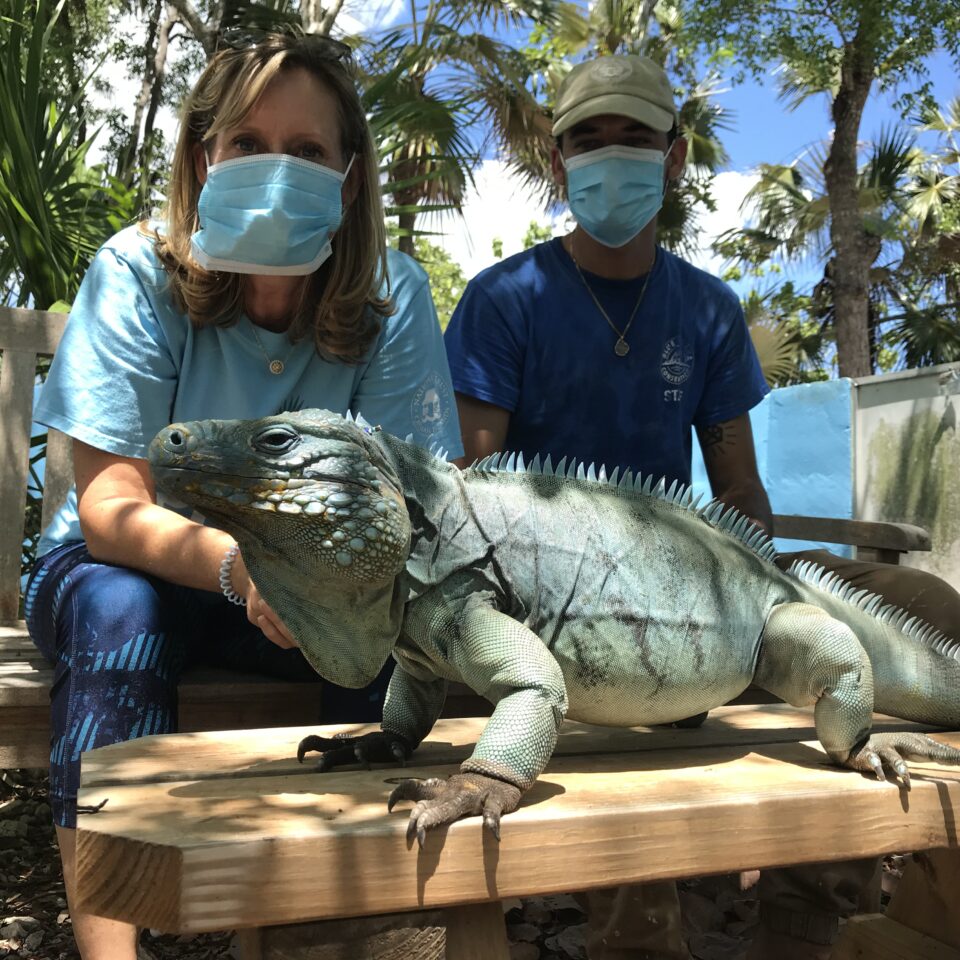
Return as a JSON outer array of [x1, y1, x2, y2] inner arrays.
[[26, 31, 462, 959]]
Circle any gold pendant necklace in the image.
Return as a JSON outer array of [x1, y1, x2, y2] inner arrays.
[[249, 321, 295, 375], [569, 246, 655, 357]]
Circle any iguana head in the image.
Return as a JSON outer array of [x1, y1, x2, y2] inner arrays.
[[148, 409, 411, 686]]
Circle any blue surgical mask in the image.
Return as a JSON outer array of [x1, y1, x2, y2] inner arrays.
[[191, 153, 353, 275], [563, 145, 669, 248]]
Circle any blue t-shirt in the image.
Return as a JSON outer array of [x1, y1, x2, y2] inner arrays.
[[36, 225, 463, 555], [444, 238, 768, 483]]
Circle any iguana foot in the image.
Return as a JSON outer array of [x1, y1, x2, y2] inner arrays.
[[387, 773, 522, 847], [296, 730, 412, 770], [842, 732, 960, 787]]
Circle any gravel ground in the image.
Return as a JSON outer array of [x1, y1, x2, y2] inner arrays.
[[0, 768, 904, 960]]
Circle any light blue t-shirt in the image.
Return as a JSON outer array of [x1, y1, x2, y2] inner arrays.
[[36, 225, 463, 555], [444, 238, 768, 484]]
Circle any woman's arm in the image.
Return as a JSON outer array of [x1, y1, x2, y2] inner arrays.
[[74, 440, 295, 647]]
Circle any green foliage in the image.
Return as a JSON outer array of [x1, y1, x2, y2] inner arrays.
[[522, 220, 552, 249], [412, 237, 467, 332], [492, 236, 504, 258], [0, 0, 138, 307]]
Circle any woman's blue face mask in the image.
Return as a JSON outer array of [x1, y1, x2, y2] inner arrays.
[[562, 144, 671, 248], [191, 152, 353, 276]]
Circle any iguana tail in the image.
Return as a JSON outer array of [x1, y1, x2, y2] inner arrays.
[[789, 559, 960, 728]]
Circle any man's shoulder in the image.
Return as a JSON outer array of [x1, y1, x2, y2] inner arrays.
[[658, 248, 740, 311], [467, 239, 561, 297]]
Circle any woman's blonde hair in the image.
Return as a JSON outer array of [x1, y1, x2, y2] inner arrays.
[[154, 33, 392, 363]]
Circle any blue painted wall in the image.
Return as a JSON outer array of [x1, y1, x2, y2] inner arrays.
[[692, 378, 854, 556]]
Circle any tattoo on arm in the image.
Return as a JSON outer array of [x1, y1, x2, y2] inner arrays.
[[699, 423, 735, 460]]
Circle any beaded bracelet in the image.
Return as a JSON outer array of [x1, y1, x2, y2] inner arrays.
[[219, 542, 247, 606]]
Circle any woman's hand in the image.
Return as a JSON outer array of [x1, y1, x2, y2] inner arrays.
[[231, 550, 297, 649]]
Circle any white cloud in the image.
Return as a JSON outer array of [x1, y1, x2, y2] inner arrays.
[[424, 159, 567, 281], [337, 0, 407, 34], [425, 161, 759, 282], [685, 170, 759, 275]]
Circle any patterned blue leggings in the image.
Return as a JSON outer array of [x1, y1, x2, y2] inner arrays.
[[25, 542, 393, 827]]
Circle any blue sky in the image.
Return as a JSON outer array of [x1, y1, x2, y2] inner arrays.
[[718, 49, 959, 172]]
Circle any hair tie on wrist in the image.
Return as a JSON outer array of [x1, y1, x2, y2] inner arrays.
[[219, 542, 247, 606]]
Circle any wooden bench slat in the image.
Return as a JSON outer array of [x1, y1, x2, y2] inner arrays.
[[77, 705, 939, 788], [41, 427, 73, 528], [0, 305, 68, 355], [0, 348, 40, 622], [74, 724, 960, 933], [773, 514, 932, 553]]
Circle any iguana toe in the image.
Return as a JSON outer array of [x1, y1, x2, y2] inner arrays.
[[843, 732, 960, 787], [296, 730, 412, 770], [387, 773, 522, 847]]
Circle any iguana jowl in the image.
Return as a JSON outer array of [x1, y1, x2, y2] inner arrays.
[[149, 410, 960, 843]]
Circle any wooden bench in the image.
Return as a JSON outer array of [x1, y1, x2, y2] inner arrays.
[[0, 302, 935, 770], [73, 704, 960, 959], [0, 306, 323, 768]]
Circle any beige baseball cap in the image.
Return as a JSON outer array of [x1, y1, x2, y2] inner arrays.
[[552, 55, 677, 137]]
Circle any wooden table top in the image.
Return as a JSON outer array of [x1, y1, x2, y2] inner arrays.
[[74, 704, 960, 933]]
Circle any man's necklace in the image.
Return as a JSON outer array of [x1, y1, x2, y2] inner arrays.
[[570, 249, 655, 357], [249, 321, 295, 375]]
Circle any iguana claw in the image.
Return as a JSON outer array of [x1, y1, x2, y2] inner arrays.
[[387, 773, 522, 848], [843, 732, 960, 788], [296, 730, 412, 770]]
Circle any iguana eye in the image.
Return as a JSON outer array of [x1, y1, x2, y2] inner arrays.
[[253, 426, 300, 454]]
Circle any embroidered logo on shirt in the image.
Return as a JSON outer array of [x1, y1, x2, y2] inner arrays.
[[411, 372, 453, 440], [660, 338, 694, 385]]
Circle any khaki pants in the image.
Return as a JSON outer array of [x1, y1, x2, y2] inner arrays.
[[582, 551, 960, 958]]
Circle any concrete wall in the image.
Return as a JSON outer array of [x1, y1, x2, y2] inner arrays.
[[854, 362, 960, 592]]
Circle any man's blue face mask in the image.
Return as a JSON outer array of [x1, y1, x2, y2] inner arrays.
[[191, 152, 354, 276], [562, 144, 672, 248]]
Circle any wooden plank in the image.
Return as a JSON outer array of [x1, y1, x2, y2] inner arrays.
[[772, 514, 931, 553], [0, 347, 38, 622], [886, 848, 960, 948], [832, 913, 960, 960], [76, 704, 941, 789], [444, 903, 508, 960], [0, 305, 68, 355], [41, 427, 73, 528], [0, 705, 52, 768], [74, 732, 960, 932]]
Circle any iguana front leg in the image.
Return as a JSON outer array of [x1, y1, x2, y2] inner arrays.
[[297, 661, 447, 769], [755, 602, 960, 782], [390, 599, 568, 844]]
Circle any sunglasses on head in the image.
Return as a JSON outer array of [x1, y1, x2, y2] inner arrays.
[[217, 26, 353, 64]]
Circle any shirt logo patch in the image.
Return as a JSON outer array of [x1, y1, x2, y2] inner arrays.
[[411, 372, 453, 441], [660, 338, 694, 386]]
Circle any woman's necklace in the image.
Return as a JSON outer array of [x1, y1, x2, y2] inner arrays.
[[569, 244, 656, 357], [249, 321, 295, 375]]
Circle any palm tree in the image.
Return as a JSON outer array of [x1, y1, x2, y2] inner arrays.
[[714, 121, 960, 372], [358, 1, 565, 256], [0, 0, 138, 308]]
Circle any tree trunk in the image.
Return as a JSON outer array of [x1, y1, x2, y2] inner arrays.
[[137, 7, 177, 213], [823, 26, 875, 378], [398, 211, 416, 257]]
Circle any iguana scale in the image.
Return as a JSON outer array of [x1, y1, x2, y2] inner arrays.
[[148, 409, 960, 842]]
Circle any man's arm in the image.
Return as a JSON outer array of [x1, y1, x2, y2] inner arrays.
[[696, 413, 773, 534], [455, 392, 512, 464]]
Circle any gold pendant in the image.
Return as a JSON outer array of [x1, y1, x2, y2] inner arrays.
[[269, 359, 285, 375], [614, 339, 630, 357]]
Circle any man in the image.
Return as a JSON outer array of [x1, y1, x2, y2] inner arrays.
[[444, 54, 959, 960]]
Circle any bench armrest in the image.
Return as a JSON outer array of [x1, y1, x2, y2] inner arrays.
[[772, 514, 932, 553]]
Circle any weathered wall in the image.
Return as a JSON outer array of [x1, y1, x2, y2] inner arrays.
[[855, 362, 960, 592]]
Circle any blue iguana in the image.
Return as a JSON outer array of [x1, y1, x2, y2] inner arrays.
[[149, 409, 960, 843]]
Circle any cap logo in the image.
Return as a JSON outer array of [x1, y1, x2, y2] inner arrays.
[[591, 59, 632, 80]]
